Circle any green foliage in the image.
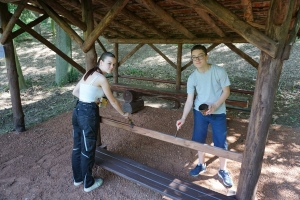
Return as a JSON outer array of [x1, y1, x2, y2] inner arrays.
[[68, 68, 79, 83], [7, 3, 50, 42]]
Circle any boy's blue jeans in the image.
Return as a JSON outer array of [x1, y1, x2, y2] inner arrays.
[[192, 109, 228, 150], [72, 101, 99, 188]]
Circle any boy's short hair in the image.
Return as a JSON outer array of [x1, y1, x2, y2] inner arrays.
[[191, 45, 207, 55]]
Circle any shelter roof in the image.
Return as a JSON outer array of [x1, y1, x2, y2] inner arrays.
[[1, 0, 300, 58]]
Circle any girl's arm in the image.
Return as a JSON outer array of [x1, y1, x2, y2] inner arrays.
[[99, 76, 128, 117]]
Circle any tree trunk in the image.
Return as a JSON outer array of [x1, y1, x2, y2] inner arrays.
[[55, 23, 77, 85]]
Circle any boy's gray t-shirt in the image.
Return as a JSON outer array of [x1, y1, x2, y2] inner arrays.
[[187, 64, 230, 114]]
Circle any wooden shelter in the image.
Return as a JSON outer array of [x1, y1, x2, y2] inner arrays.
[[1, 0, 300, 199]]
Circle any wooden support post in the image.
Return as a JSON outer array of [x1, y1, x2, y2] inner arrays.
[[176, 44, 182, 91], [82, 0, 97, 71], [236, 0, 297, 199], [0, 3, 25, 132], [113, 43, 119, 84], [0, 0, 27, 44]]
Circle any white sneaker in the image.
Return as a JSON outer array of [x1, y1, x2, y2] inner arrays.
[[74, 181, 83, 186], [84, 178, 103, 192]]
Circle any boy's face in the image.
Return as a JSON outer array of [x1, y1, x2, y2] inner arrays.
[[191, 49, 208, 68]]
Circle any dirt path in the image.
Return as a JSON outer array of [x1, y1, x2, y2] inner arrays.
[[0, 104, 299, 200]]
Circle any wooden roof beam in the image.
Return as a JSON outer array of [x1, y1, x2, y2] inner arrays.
[[14, 16, 85, 74], [224, 43, 259, 69], [11, 14, 48, 39], [100, 0, 167, 38], [93, 13, 145, 38], [241, 0, 254, 22], [170, 0, 278, 58], [108, 37, 247, 44], [166, 1, 225, 37], [194, 8, 226, 37], [136, 0, 196, 39], [44, 0, 86, 31], [148, 44, 177, 69], [14, 2, 45, 15], [193, 0, 278, 57], [37, 0, 84, 47], [82, 0, 129, 52], [0, 0, 28, 44]]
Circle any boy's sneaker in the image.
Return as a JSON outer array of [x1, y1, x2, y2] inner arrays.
[[218, 169, 233, 187], [84, 178, 103, 192], [74, 181, 83, 186], [189, 163, 206, 177]]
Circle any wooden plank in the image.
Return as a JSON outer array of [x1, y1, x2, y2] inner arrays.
[[100, 117, 243, 162], [108, 37, 247, 44], [95, 148, 236, 200], [110, 83, 249, 108]]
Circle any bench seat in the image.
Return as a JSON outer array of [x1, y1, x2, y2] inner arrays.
[[95, 147, 236, 200], [110, 83, 250, 110]]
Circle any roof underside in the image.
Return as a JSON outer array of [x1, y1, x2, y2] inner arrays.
[[1, 0, 300, 57]]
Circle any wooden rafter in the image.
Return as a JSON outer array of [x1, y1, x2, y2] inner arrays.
[[37, 0, 84, 47], [170, 0, 278, 58], [241, 0, 254, 22], [14, 16, 85, 74], [194, 8, 226, 37], [44, 0, 86, 31], [0, 0, 28, 44], [136, 0, 196, 39], [166, 0, 226, 37], [224, 43, 259, 69], [11, 14, 48, 39], [108, 37, 247, 44], [93, 12, 145, 38], [196, 0, 277, 57], [82, 0, 129, 52], [100, 0, 167, 38], [148, 44, 177, 69], [97, 39, 107, 53], [119, 44, 144, 66]]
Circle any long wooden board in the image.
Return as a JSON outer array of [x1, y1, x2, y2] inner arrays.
[[95, 147, 236, 200]]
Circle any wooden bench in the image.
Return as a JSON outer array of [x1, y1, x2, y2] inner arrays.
[[95, 147, 236, 200], [111, 83, 251, 110]]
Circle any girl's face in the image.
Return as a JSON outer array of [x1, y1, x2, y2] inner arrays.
[[99, 57, 116, 74], [191, 49, 208, 68]]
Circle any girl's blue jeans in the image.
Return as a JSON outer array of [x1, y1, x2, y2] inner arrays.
[[72, 101, 99, 188]]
